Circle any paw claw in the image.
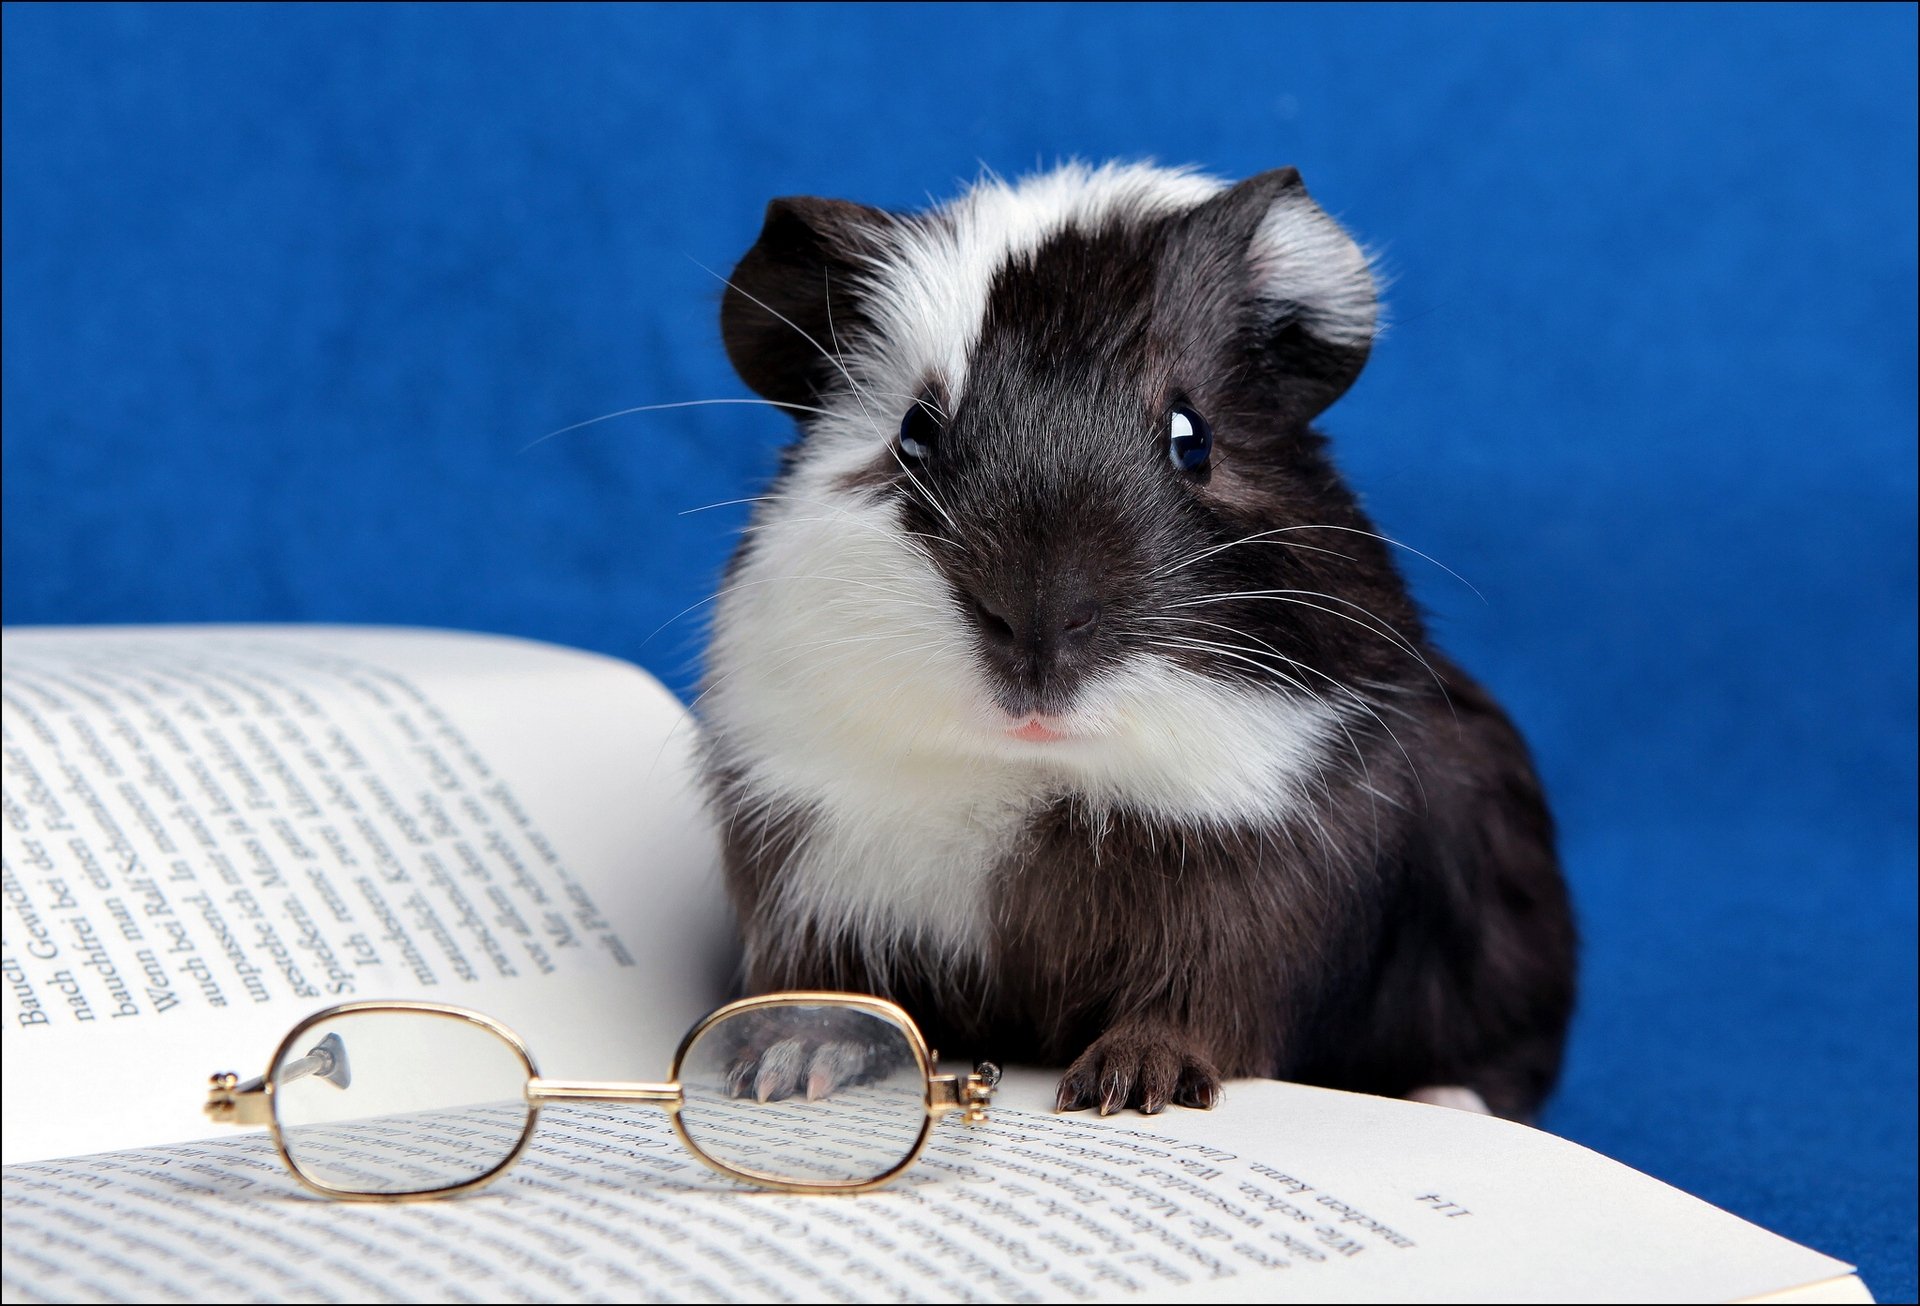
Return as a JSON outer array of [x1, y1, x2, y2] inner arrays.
[[751, 1038, 799, 1101], [1173, 1064, 1222, 1109]]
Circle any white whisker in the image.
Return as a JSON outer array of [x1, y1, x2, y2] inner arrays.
[[679, 488, 960, 552], [1149, 522, 1482, 604], [520, 397, 835, 454], [1167, 588, 1454, 714], [1150, 529, 1356, 577]]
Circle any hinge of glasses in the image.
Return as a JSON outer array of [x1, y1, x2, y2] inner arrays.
[[931, 1060, 1001, 1124], [205, 1071, 272, 1126]]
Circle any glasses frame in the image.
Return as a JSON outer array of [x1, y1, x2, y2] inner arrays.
[[205, 991, 996, 1202]]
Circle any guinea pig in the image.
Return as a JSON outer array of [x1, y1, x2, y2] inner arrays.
[[697, 162, 1576, 1119]]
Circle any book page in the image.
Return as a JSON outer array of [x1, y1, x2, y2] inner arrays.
[[0, 1071, 1856, 1304], [1, 626, 734, 1165]]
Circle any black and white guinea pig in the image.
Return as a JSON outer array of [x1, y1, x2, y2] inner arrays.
[[697, 163, 1576, 1119]]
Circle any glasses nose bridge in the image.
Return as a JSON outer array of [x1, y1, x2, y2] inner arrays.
[[524, 1078, 685, 1108]]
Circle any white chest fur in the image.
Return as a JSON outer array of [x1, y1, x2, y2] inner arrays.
[[762, 772, 1039, 965]]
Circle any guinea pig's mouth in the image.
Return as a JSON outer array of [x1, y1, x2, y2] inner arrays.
[[987, 686, 1120, 749], [1009, 718, 1066, 743], [1003, 714, 1080, 743]]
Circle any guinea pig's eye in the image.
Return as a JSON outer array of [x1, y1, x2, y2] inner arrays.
[[1168, 404, 1212, 473], [898, 401, 941, 461]]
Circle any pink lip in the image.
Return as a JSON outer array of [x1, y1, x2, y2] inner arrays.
[[1009, 719, 1068, 743]]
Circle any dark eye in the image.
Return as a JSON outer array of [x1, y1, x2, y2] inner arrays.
[[899, 401, 941, 461], [1168, 404, 1212, 473]]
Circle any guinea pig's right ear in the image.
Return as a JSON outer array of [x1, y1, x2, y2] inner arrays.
[[721, 197, 896, 408]]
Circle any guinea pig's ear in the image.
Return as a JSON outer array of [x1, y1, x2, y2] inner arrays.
[[721, 196, 896, 408], [1181, 168, 1378, 426]]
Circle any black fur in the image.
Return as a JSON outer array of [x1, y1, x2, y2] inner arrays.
[[707, 169, 1577, 1119]]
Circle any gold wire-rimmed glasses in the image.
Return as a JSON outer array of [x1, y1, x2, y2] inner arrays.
[[205, 992, 999, 1201]]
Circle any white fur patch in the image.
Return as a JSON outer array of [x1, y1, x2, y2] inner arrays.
[[1250, 194, 1378, 346], [855, 162, 1224, 398], [704, 163, 1360, 969]]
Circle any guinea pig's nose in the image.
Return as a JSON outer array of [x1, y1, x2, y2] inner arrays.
[[963, 580, 1105, 706], [968, 590, 1100, 647]]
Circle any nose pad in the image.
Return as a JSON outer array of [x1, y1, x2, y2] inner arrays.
[[962, 582, 1104, 709], [966, 590, 1101, 651]]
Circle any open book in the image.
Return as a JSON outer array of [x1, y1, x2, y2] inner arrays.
[[0, 626, 1870, 1303]]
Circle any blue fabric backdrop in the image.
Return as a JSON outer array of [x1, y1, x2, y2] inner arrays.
[[4, 3, 1914, 1294]]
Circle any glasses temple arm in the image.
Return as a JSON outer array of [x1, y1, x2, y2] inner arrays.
[[206, 1032, 351, 1126]]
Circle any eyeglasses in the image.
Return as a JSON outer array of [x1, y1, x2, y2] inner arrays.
[[204, 992, 999, 1200]]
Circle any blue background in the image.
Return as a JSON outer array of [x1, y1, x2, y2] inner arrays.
[[4, 3, 1914, 1293]]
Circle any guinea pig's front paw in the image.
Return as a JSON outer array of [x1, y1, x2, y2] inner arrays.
[[1054, 1026, 1222, 1116], [722, 1030, 903, 1103]]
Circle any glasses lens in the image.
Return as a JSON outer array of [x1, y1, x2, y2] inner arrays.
[[676, 1001, 929, 1186], [271, 1009, 532, 1196]]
